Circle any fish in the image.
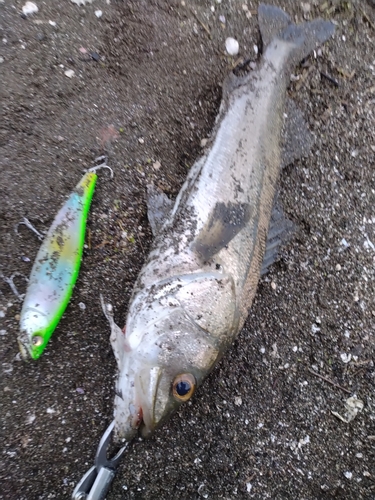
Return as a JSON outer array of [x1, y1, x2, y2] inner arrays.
[[103, 4, 335, 441], [18, 170, 99, 360]]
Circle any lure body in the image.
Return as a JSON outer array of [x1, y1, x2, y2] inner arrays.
[[18, 172, 97, 359]]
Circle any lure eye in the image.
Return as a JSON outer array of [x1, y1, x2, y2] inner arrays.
[[32, 336, 43, 346], [172, 373, 196, 402]]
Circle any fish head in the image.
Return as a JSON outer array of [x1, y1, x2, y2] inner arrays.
[[113, 286, 223, 441]]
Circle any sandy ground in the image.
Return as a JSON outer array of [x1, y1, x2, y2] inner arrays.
[[1, 1, 374, 499]]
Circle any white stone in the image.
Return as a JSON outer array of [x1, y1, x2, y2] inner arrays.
[[71, 0, 95, 5], [225, 37, 239, 56], [340, 353, 352, 364], [22, 2, 38, 15]]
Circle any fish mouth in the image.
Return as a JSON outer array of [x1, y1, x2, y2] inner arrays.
[[135, 366, 163, 438]]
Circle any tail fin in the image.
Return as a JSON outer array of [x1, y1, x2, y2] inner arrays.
[[258, 3, 335, 64]]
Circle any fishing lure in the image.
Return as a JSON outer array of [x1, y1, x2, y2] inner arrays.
[[18, 163, 112, 360]]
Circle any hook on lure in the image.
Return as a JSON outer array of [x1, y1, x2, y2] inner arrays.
[[72, 420, 128, 500], [86, 156, 114, 179], [15, 217, 45, 241], [17, 159, 114, 360], [0, 272, 29, 301]]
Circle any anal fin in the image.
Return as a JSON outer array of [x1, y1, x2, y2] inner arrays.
[[146, 184, 174, 236], [281, 98, 314, 169], [261, 196, 294, 275]]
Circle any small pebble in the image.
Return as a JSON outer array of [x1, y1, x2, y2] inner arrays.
[[71, 0, 95, 4], [95, 10, 103, 18], [344, 471, 352, 480], [78, 302, 86, 311], [271, 281, 276, 290], [234, 396, 242, 406], [0, 56, 3, 63], [49, 20, 56, 27], [253, 44, 258, 55], [2, 363, 13, 375], [22, 2, 38, 15], [335, 263, 341, 271], [301, 2, 311, 14], [225, 37, 239, 56], [311, 324, 320, 333], [64, 69, 75, 78], [219, 15, 226, 24], [76, 387, 85, 394], [200, 138, 208, 147], [91, 52, 100, 61], [26, 414, 36, 424], [138, 137, 145, 144], [340, 353, 352, 364], [340, 238, 349, 248]]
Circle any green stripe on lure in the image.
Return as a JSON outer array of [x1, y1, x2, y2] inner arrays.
[[18, 164, 112, 360]]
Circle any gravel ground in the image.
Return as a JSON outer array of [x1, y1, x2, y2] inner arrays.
[[1, 1, 374, 499]]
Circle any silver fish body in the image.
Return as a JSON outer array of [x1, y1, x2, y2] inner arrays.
[[107, 4, 335, 441]]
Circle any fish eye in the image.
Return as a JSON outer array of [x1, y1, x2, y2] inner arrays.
[[32, 336, 43, 346], [172, 373, 196, 402]]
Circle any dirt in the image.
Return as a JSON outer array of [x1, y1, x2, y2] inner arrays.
[[1, 1, 374, 499]]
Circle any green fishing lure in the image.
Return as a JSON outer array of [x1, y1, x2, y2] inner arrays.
[[18, 167, 109, 360]]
